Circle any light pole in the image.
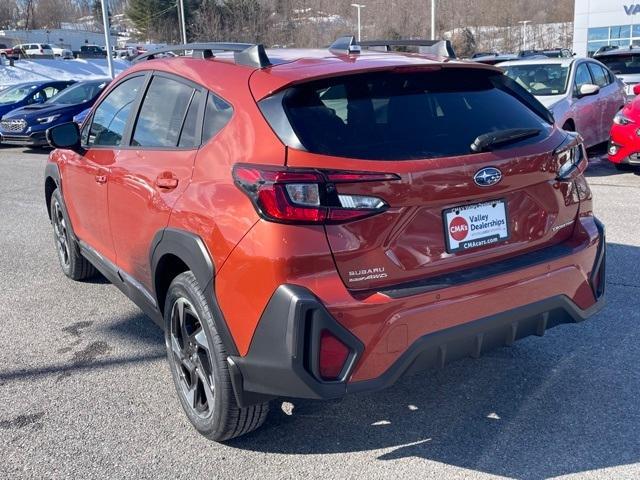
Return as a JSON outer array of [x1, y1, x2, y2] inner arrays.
[[518, 20, 531, 51], [100, 0, 114, 79], [351, 3, 365, 42], [178, 0, 187, 44], [431, 0, 436, 39]]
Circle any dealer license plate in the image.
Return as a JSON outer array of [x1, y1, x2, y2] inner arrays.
[[443, 200, 509, 253]]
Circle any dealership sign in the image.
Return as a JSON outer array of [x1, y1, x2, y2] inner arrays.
[[625, 4, 640, 15]]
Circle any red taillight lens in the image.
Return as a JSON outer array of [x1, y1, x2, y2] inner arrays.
[[233, 164, 398, 225], [319, 330, 350, 380], [258, 184, 327, 223]]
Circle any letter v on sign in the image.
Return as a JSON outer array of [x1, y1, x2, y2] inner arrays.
[[626, 4, 640, 15]]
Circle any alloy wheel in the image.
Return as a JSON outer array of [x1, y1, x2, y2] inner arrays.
[[169, 297, 215, 418], [52, 199, 70, 268]]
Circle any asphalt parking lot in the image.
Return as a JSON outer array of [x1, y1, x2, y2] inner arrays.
[[0, 146, 638, 479]]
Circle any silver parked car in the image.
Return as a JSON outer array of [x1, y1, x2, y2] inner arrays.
[[498, 57, 627, 148], [594, 47, 640, 98]]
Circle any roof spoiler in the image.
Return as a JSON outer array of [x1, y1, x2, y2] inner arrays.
[[132, 42, 272, 69]]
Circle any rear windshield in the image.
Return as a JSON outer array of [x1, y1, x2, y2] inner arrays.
[[596, 54, 640, 75], [280, 69, 551, 160]]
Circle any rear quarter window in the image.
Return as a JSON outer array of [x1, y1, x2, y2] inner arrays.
[[278, 69, 552, 160]]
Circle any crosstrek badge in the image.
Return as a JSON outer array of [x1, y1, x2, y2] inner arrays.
[[444, 200, 509, 253]]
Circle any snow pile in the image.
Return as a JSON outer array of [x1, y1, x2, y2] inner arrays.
[[0, 58, 130, 87]]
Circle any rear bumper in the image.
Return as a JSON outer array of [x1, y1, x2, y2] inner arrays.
[[0, 131, 47, 146], [228, 218, 606, 406]]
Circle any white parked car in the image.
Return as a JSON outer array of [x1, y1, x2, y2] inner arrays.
[[52, 47, 73, 59], [499, 57, 627, 148], [14, 43, 54, 57]]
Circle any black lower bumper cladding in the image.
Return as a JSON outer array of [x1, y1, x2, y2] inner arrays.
[[227, 285, 364, 407], [229, 222, 606, 407]]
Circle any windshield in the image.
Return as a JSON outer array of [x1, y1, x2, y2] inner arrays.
[[0, 84, 37, 105], [279, 69, 550, 160], [502, 64, 570, 96], [47, 81, 107, 105], [597, 54, 640, 74]]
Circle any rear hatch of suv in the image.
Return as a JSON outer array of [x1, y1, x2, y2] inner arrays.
[[255, 65, 581, 292]]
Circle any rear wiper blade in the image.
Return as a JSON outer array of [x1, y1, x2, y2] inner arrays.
[[470, 128, 541, 153]]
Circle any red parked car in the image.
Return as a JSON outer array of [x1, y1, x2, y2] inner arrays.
[[44, 38, 606, 441], [608, 84, 640, 169]]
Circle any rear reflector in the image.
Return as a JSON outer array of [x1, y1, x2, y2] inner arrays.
[[319, 330, 350, 380]]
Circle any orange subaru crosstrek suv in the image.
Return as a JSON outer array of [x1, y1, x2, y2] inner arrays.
[[44, 38, 605, 441]]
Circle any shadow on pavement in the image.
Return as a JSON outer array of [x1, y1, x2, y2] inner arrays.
[[226, 242, 640, 479]]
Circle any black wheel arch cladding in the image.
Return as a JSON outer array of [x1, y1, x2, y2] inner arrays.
[[150, 228, 239, 356]]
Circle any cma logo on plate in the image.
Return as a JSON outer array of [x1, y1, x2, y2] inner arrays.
[[625, 4, 640, 15]]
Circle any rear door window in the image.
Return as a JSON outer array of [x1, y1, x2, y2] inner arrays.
[[280, 69, 551, 160], [177, 90, 202, 147], [131, 75, 194, 148]]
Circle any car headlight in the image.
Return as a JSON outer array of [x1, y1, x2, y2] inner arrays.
[[36, 114, 60, 124], [613, 112, 634, 125]]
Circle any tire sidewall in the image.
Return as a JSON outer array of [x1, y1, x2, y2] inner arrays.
[[50, 189, 74, 277], [164, 273, 229, 438]]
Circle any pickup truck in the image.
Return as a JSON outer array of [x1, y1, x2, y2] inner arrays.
[[0, 44, 18, 60]]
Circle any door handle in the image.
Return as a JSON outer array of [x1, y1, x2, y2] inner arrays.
[[156, 173, 179, 190], [95, 174, 107, 184]]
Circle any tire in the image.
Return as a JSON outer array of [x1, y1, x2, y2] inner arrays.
[[164, 271, 269, 441], [49, 189, 97, 280]]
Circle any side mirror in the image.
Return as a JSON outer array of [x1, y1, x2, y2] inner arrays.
[[578, 83, 600, 98], [633, 84, 640, 96], [47, 122, 81, 150]]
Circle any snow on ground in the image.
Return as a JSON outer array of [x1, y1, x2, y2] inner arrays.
[[0, 58, 130, 88]]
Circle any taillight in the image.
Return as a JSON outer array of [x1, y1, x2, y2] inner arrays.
[[233, 164, 398, 224], [319, 330, 350, 380]]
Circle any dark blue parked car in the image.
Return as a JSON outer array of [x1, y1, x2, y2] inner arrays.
[[0, 80, 75, 119], [73, 107, 91, 127], [0, 79, 110, 147]]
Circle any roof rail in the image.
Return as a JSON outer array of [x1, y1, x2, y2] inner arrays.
[[360, 39, 457, 59], [132, 42, 272, 68]]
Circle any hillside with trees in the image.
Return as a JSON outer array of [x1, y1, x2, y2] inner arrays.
[[0, 0, 575, 54]]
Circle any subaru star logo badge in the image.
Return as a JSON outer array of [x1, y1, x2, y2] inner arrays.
[[474, 167, 502, 187]]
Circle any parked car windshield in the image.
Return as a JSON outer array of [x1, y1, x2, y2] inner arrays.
[[47, 81, 107, 105], [596, 54, 640, 74], [0, 84, 37, 105], [281, 68, 551, 160], [502, 64, 570, 96]]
